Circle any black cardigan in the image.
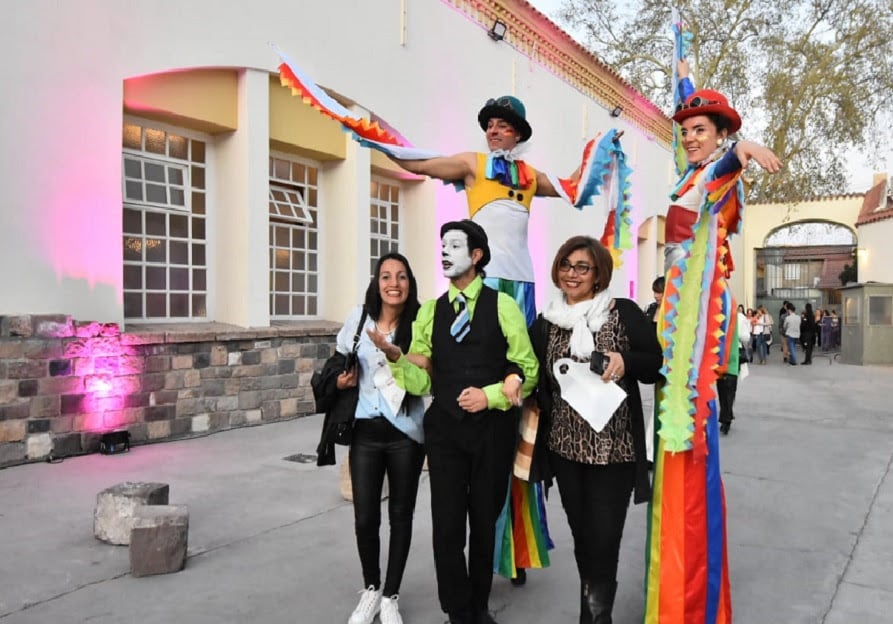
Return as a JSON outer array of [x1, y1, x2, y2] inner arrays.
[[528, 297, 662, 504]]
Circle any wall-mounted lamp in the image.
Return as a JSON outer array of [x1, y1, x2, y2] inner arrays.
[[488, 19, 508, 41], [610, 105, 624, 118]]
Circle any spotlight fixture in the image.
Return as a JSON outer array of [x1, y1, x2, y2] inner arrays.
[[610, 105, 624, 118], [99, 430, 131, 455], [488, 19, 508, 41]]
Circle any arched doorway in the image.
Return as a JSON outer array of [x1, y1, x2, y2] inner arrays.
[[755, 220, 856, 312]]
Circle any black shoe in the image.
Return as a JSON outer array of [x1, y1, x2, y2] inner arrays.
[[720, 422, 730, 435], [510, 567, 527, 586], [581, 580, 616, 624], [475, 610, 498, 624], [790, 361, 797, 366]]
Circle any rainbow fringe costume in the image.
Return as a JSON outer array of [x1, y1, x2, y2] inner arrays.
[[644, 159, 744, 624]]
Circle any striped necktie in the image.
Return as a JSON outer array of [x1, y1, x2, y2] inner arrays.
[[450, 292, 470, 343]]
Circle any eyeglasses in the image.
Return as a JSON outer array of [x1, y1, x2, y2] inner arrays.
[[558, 260, 593, 275], [675, 96, 720, 114], [485, 97, 517, 113]]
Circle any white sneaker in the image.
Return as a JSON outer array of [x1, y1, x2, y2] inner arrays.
[[347, 586, 382, 624], [380, 595, 403, 624]]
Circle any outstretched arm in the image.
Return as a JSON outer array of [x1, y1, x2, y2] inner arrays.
[[677, 58, 695, 101], [389, 152, 477, 186], [732, 140, 783, 174], [535, 164, 581, 197]]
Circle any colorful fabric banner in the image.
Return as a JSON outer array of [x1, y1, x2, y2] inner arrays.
[[545, 130, 634, 267]]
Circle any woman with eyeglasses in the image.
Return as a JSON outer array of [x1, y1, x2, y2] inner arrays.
[[527, 235, 662, 624], [643, 59, 783, 624], [664, 59, 783, 271]]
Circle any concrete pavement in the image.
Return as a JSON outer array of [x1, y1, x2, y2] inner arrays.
[[0, 353, 891, 623]]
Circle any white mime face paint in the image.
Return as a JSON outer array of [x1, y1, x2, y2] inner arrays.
[[441, 230, 473, 278]]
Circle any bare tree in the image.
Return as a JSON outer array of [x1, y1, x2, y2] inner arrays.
[[556, 0, 893, 201]]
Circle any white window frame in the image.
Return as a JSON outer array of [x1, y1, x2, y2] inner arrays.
[[269, 151, 321, 320], [122, 116, 212, 322], [369, 176, 403, 277]]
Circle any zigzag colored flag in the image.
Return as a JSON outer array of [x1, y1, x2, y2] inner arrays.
[[672, 10, 694, 177], [547, 130, 634, 267], [274, 47, 632, 256]]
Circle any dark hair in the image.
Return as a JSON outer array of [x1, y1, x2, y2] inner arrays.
[[804, 302, 814, 317], [550, 235, 613, 294], [363, 252, 420, 352], [707, 113, 733, 135], [652, 276, 665, 294], [440, 219, 490, 275]]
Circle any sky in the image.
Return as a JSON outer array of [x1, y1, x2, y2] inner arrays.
[[527, 0, 891, 193]]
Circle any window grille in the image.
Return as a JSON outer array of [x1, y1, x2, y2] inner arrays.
[[122, 121, 207, 320], [269, 155, 320, 318], [369, 178, 401, 276]]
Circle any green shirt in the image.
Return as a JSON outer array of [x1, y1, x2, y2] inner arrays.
[[389, 275, 539, 410]]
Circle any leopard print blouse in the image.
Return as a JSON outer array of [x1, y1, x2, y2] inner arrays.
[[546, 309, 636, 464]]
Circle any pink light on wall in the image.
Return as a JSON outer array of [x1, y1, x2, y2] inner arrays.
[[59, 322, 144, 432], [41, 188, 123, 299]]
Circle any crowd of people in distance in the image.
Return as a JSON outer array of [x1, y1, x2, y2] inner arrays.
[[735, 301, 840, 367]]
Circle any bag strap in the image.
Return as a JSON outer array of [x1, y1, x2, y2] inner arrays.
[[352, 308, 368, 355]]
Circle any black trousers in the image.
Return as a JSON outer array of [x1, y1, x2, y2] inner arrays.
[[717, 374, 738, 425], [424, 403, 518, 617], [803, 335, 815, 363], [550, 454, 635, 584], [350, 417, 425, 597]]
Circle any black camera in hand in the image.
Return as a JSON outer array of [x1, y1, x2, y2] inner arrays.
[[589, 351, 609, 376]]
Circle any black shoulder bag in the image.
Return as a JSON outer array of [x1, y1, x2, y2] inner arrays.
[[312, 308, 367, 453]]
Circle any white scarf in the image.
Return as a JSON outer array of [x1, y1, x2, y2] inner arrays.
[[488, 142, 530, 162], [542, 290, 613, 359]]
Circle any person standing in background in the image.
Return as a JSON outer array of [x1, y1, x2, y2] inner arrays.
[[783, 303, 801, 365], [737, 305, 751, 363], [761, 306, 774, 357], [643, 276, 665, 328], [751, 307, 767, 364], [718, 300, 749, 435], [779, 300, 791, 362], [800, 303, 817, 365]]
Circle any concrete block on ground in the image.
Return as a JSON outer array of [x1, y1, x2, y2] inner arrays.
[[93, 481, 170, 545], [129, 504, 189, 577]]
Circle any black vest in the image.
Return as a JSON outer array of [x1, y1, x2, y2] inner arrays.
[[431, 285, 509, 420]]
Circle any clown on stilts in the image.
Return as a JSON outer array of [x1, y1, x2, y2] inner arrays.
[[643, 18, 783, 624], [269, 47, 635, 606]]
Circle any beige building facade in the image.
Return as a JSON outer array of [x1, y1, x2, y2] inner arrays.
[[0, 0, 680, 465]]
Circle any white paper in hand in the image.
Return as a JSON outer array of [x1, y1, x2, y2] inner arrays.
[[552, 358, 627, 433], [372, 358, 406, 416]]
